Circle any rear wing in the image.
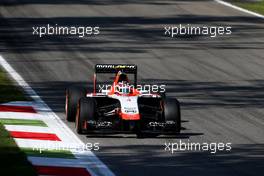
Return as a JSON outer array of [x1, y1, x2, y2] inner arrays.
[[95, 64, 137, 74], [93, 64, 137, 93]]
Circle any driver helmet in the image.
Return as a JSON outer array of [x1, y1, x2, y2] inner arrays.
[[116, 81, 131, 95], [118, 72, 128, 83]]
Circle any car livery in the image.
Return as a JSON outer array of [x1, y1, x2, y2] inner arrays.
[[65, 64, 181, 136]]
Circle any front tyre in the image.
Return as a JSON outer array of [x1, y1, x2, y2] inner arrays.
[[164, 98, 181, 133], [65, 86, 86, 122], [76, 97, 96, 134]]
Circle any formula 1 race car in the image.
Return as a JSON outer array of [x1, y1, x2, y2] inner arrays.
[[65, 64, 181, 136]]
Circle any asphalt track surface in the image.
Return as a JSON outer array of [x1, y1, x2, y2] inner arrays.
[[0, 0, 264, 176]]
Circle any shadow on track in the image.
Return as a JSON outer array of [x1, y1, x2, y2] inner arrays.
[[94, 144, 264, 176], [0, 15, 263, 54], [26, 79, 264, 114], [84, 132, 204, 139], [0, 0, 212, 6]]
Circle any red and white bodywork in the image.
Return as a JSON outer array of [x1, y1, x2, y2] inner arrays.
[[86, 71, 160, 121]]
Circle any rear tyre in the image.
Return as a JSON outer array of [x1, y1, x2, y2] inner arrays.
[[65, 86, 86, 122], [164, 98, 181, 133], [76, 97, 96, 134]]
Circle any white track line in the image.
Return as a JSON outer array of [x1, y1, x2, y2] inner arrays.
[[0, 55, 114, 176], [215, 0, 264, 19], [2, 101, 36, 107], [0, 111, 43, 120], [14, 138, 86, 151], [28, 156, 98, 168], [14, 138, 67, 148], [4, 125, 52, 133]]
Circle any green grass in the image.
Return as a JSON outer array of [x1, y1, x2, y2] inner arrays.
[[0, 124, 37, 176], [233, 0, 264, 15], [0, 68, 37, 175], [0, 68, 28, 103]]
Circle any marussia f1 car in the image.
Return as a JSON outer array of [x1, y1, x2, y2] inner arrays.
[[65, 64, 181, 136]]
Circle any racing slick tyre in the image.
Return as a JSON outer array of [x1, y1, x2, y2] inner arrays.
[[76, 97, 96, 134], [164, 98, 181, 133], [65, 86, 86, 122]]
